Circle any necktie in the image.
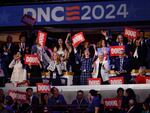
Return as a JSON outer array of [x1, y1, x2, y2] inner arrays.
[[120, 58, 123, 71], [133, 47, 138, 58]]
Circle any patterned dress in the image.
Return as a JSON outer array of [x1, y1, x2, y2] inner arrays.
[[76, 54, 95, 85]]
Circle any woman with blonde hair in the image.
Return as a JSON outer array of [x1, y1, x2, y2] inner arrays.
[[47, 52, 66, 85]]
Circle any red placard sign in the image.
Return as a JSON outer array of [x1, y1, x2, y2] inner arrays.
[[72, 32, 85, 47], [37, 31, 47, 47], [36, 83, 51, 93], [109, 77, 124, 84], [88, 78, 101, 85], [103, 98, 121, 108], [8, 90, 26, 101], [146, 77, 150, 84], [124, 27, 139, 39], [110, 46, 125, 56], [8, 90, 17, 100], [17, 80, 29, 87], [24, 54, 39, 65], [17, 91, 27, 101]]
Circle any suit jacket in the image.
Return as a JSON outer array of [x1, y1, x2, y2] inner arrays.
[[132, 46, 145, 68], [31, 95, 39, 106], [4, 43, 16, 57], [92, 58, 110, 82], [127, 106, 140, 113], [146, 39, 150, 68], [114, 56, 131, 73], [16, 42, 27, 56]]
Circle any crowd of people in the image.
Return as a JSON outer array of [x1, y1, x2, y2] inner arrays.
[[0, 87, 150, 113], [0, 30, 150, 86]]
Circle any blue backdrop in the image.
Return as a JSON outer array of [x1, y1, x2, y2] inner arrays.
[[0, 0, 150, 27]]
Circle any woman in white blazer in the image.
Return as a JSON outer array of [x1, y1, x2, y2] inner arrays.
[[9, 52, 26, 83], [92, 52, 110, 84]]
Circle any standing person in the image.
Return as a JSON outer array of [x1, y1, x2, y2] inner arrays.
[[146, 38, 150, 69], [87, 89, 100, 113], [116, 87, 126, 112], [4, 35, 16, 59], [9, 52, 26, 84], [126, 99, 140, 113], [97, 38, 110, 60], [48, 87, 67, 113], [124, 88, 137, 112], [92, 52, 110, 84], [71, 90, 88, 113], [26, 88, 40, 113], [56, 38, 67, 59], [114, 50, 132, 84], [71, 90, 88, 107], [26, 58, 42, 86], [0, 55, 5, 86], [41, 93, 50, 113], [65, 33, 81, 85], [31, 41, 51, 69], [17, 34, 27, 56], [3, 96, 14, 113], [131, 39, 145, 69], [1, 45, 12, 83], [74, 47, 96, 85], [47, 53, 66, 86], [112, 34, 130, 56]]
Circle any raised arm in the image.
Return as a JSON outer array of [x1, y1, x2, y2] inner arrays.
[[65, 33, 72, 51], [9, 59, 16, 68]]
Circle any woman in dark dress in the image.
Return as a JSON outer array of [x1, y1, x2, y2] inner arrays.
[[26, 59, 42, 86]]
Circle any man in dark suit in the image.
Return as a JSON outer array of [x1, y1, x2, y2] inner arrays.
[[131, 39, 146, 69], [16, 34, 27, 56], [146, 38, 150, 69], [4, 35, 16, 58], [26, 88, 40, 113], [114, 50, 132, 84], [126, 99, 141, 113], [112, 34, 130, 57]]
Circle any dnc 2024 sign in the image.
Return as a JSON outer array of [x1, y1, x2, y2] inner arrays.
[[0, 0, 150, 27]]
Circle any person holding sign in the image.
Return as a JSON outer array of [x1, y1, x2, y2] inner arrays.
[[26, 57, 42, 86], [72, 32, 96, 85], [9, 52, 26, 84], [113, 34, 130, 56], [65, 33, 81, 85]]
